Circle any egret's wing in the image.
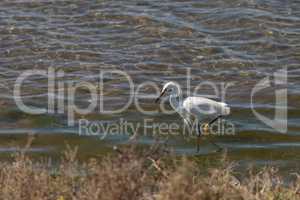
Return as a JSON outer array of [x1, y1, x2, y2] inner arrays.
[[183, 97, 229, 117], [197, 95, 222, 102]]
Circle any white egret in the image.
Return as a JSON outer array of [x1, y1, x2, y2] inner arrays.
[[155, 81, 231, 152]]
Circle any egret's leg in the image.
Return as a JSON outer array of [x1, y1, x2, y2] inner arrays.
[[209, 139, 223, 152], [197, 121, 202, 152], [209, 115, 222, 125], [197, 120, 223, 153], [208, 115, 224, 152]]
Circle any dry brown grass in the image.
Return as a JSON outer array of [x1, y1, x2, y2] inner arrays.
[[0, 140, 299, 200]]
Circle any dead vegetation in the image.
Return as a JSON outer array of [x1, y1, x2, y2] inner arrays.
[[0, 139, 299, 200]]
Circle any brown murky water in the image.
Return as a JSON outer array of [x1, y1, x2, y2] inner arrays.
[[0, 1, 300, 171]]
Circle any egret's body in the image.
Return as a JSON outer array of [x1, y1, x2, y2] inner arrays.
[[182, 97, 230, 122], [156, 81, 231, 152]]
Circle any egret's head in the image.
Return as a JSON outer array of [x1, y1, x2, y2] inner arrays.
[[155, 81, 181, 103]]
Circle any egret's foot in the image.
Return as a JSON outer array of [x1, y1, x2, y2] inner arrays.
[[201, 123, 210, 136], [203, 123, 209, 132], [214, 147, 223, 153]]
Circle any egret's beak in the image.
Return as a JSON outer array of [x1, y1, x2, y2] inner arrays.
[[155, 90, 166, 103]]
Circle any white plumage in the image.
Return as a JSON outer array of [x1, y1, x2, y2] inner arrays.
[[182, 96, 230, 119]]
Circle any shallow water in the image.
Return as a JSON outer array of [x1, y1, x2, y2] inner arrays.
[[0, 1, 300, 170]]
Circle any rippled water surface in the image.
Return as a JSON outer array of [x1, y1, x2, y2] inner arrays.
[[0, 1, 300, 169]]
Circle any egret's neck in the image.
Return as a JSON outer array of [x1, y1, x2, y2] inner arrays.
[[169, 94, 183, 112]]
